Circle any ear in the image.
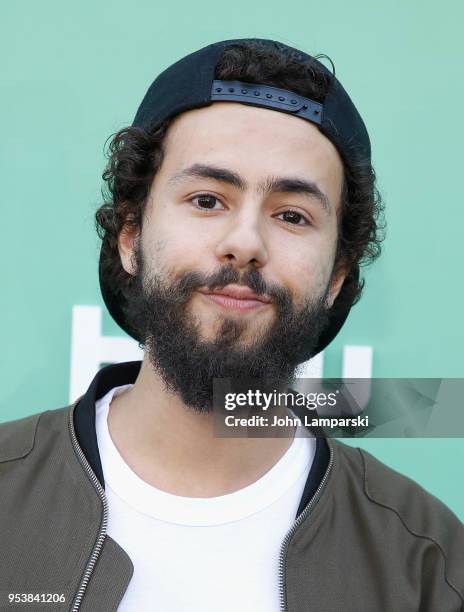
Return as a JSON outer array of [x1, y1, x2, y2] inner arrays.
[[118, 223, 139, 276], [326, 260, 349, 308]]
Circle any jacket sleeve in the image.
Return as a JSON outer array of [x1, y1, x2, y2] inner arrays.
[[359, 447, 464, 611], [417, 533, 464, 611]]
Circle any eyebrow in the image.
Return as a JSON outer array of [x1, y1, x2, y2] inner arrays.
[[168, 163, 332, 215]]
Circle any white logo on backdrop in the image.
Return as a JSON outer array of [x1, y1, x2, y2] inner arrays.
[[69, 306, 373, 404]]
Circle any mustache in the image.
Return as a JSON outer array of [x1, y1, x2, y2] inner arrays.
[[171, 264, 292, 308]]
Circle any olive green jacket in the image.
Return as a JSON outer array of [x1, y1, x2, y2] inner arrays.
[[1, 362, 463, 611]]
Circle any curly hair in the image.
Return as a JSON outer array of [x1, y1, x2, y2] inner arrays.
[[96, 41, 385, 319]]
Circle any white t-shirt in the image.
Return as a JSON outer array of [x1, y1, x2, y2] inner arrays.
[[95, 385, 315, 612]]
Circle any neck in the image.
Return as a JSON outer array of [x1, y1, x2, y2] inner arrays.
[[107, 355, 295, 497]]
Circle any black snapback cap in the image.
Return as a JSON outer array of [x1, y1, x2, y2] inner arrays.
[[100, 38, 370, 360]]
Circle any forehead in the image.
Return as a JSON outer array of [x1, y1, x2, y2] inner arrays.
[[159, 102, 344, 208]]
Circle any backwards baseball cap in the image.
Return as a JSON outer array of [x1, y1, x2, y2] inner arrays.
[[100, 38, 370, 359]]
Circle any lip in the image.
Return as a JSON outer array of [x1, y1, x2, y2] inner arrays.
[[198, 285, 272, 312]]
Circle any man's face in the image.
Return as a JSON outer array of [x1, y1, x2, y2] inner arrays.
[[119, 102, 345, 409]]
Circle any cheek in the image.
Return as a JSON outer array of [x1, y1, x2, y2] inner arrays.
[[142, 207, 216, 275], [273, 233, 336, 301]]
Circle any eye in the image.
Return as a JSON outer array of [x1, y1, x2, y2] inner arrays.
[[190, 193, 224, 210], [277, 210, 310, 226]]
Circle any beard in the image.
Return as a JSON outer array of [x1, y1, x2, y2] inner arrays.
[[123, 241, 332, 411]]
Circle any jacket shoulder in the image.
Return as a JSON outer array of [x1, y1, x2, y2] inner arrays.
[[333, 440, 464, 602], [0, 406, 69, 463], [333, 440, 463, 522], [356, 444, 462, 529]]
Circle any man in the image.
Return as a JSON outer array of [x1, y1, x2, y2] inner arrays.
[[1, 38, 463, 612]]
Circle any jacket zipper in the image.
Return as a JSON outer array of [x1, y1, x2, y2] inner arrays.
[[68, 403, 108, 612], [278, 438, 334, 612]]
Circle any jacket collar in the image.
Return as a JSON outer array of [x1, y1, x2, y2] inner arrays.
[[73, 361, 142, 488], [73, 361, 329, 515]]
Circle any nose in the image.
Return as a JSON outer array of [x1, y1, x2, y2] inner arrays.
[[214, 207, 269, 270]]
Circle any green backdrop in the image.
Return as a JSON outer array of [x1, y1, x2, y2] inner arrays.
[[1, 0, 463, 519]]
